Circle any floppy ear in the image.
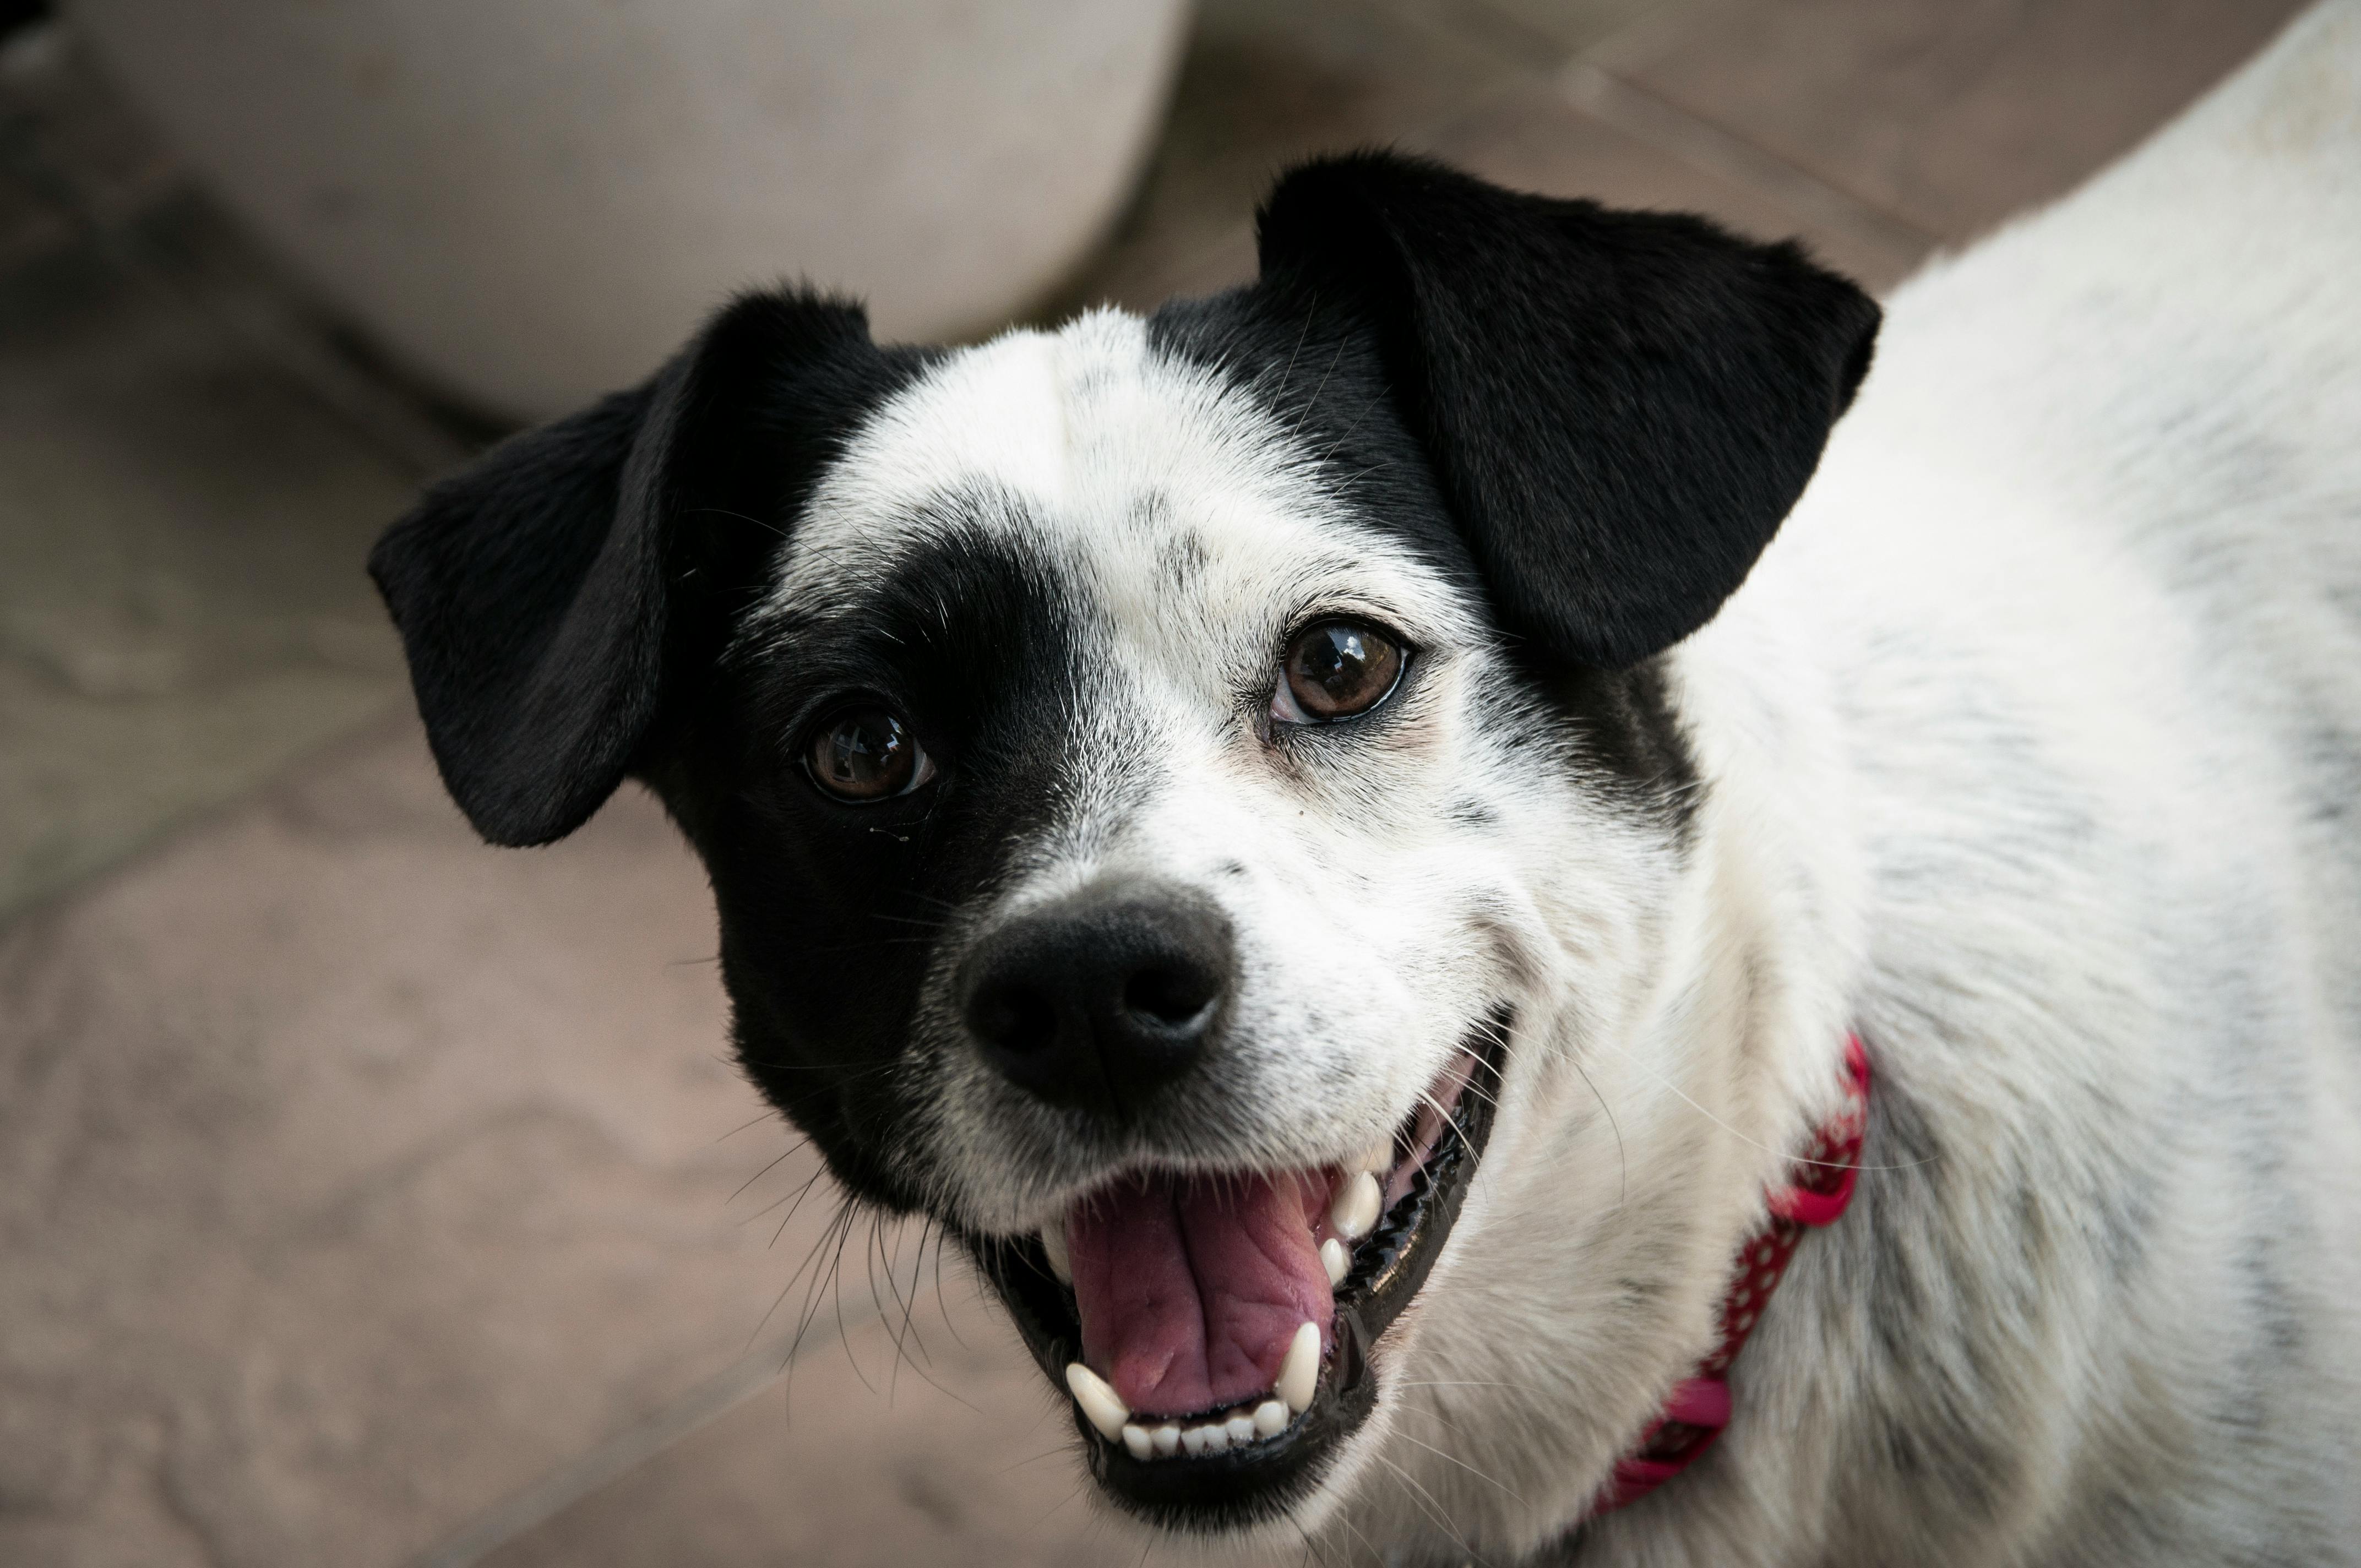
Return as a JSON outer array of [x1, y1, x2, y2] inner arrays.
[[368, 291, 894, 847], [1256, 153, 1880, 668]]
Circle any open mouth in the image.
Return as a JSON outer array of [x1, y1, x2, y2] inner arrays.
[[966, 1010, 1510, 1531]]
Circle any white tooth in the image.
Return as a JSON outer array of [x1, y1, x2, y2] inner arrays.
[[1358, 1137, 1394, 1176], [1180, 1425, 1210, 1456], [1151, 1424, 1180, 1457], [1277, 1320, 1320, 1413], [1064, 1362, 1129, 1442], [1121, 1424, 1153, 1461], [1253, 1399, 1288, 1438], [1040, 1222, 1071, 1284], [1198, 1423, 1231, 1454], [1331, 1170, 1381, 1240], [1320, 1236, 1350, 1286], [1225, 1412, 1257, 1445]]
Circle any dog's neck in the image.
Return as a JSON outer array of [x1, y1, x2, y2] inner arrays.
[[1590, 1034, 1870, 1516]]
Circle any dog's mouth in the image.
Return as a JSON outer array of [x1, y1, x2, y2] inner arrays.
[[966, 1010, 1509, 1531]]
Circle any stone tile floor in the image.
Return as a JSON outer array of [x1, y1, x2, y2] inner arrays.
[[0, 0, 2305, 1562]]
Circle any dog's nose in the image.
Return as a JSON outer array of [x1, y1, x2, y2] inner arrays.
[[961, 883, 1233, 1115]]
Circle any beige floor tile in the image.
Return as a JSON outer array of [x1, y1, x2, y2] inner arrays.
[[1601, 0, 2311, 244], [0, 239, 418, 920], [1430, 77, 1930, 292], [477, 1283, 1291, 1568], [0, 717, 864, 1566], [1048, 0, 1528, 315]]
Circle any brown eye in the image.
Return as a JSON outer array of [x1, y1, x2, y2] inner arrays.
[[806, 707, 931, 802], [1279, 620, 1406, 722]]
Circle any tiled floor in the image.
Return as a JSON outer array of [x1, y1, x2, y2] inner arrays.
[[0, 2, 2306, 1564]]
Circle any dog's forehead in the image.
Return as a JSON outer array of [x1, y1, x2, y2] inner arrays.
[[768, 309, 1450, 635]]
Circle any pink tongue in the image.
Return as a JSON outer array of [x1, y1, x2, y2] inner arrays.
[[1065, 1169, 1334, 1417]]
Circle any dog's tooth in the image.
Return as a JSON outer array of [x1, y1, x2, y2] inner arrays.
[[1040, 1222, 1071, 1285], [1180, 1425, 1210, 1457], [1198, 1422, 1232, 1455], [1358, 1137, 1394, 1176], [1277, 1320, 1320, 1413], [1320, 1236, 1350, 1286], [1064, 1362, 1129, 1442], [1225, 1411, 1257, 1445], [1120, 1423, 1152, 1461], [1150, 1424, 1180, 1457], [1331, 1171, 1381, 1240], [1253, 1399, 1288, 1438]]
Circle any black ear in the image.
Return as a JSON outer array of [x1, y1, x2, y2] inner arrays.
[[1256, 153, 1879, 668], [368, 291, 899, 847]]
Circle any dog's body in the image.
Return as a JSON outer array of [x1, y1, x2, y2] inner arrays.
[[371, 6, 2361, 1564], [1490, 9, 2361, 1561]]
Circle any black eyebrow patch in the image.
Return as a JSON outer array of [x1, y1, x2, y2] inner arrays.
[[745, 489, 1101, 817]]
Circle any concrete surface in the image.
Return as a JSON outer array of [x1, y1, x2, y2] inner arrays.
[[0, 1, 2308, 1563]]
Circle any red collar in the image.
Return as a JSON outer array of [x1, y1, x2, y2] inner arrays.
[[1595, 1034, 1871, 1514]]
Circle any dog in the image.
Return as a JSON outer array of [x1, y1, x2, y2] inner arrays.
[[368, 4, 2361, 1562]]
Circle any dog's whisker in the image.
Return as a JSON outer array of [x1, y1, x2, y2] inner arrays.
[[715, 1109, 782, 1142], [1370, 1452, 1492, 1567], [1583, 1033, 1938, 1175], [1388, 1428, 1525, 1501], [743, 1163, 831, 1231], [727, 1137, 815, 1204], [682, 503, 790, 540], [1565, 1053, 1628, 1205]]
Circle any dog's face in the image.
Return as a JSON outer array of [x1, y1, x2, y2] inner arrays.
[[373, 156, 1876, 1545]]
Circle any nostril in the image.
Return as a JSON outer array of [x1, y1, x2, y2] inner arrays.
[[1122, 963, 1218, 1028], [961, 882, 1234, 1111], [972, 982, 1059, 1057]]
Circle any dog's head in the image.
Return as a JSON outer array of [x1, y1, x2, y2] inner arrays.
[[372, 154, 1876, 1544]]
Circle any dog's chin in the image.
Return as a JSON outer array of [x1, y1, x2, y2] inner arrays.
[[960, 1010, 1510, 1534]]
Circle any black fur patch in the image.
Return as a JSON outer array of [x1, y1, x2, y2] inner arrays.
[[1254, 151, 1879, 672], [655, 509, 1103, 1208], [369, 290, 934, 846]]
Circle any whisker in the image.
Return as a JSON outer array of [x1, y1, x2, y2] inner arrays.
[[683, 504, 790, 540], [728, 1137, 814, 1204], [1291, 336, 1350, 438], [1566, 1052, 1628, 1206], [1389, 1429, 1523, 1500], [715, 1109, 780, 1142], [1583, 1033, 1936, 1174], [1371, 1453, 1491, 1565]]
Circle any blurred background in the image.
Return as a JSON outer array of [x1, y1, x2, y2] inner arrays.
[[0, 1, 2305, 1563]]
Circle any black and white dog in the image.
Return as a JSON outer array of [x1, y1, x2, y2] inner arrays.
[[371, 6, 2361, 1562]]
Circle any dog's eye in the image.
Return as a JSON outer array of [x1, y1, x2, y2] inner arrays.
[[805, 706, 933, 803], [1274, 620, 1406, 724]]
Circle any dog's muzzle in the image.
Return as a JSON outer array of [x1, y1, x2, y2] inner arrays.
[[961, 1004, 1511, 1532]]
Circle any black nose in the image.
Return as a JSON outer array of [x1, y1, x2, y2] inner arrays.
[[961, 883, 1234, 1115]]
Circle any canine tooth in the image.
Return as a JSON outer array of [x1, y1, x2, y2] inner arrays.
[[1358, 1137, 1394, 1175], [1277, 1320, 1320, 1413], [1064, 1362, 1129, 1442], [1151, 1424, 1180, 1457], [1180, 1425, 1209, 1456], [1320, 1236, 1350, 1286], [1225, 1412, 1257, 1445], [1253, 1399, 1288, 1438], [1198, 1422, 1232, 1454], [1040, 1222, 1072, 1284], [1331, 1171, 1381, 1240], [1120, 1423, 1153, 1461]]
